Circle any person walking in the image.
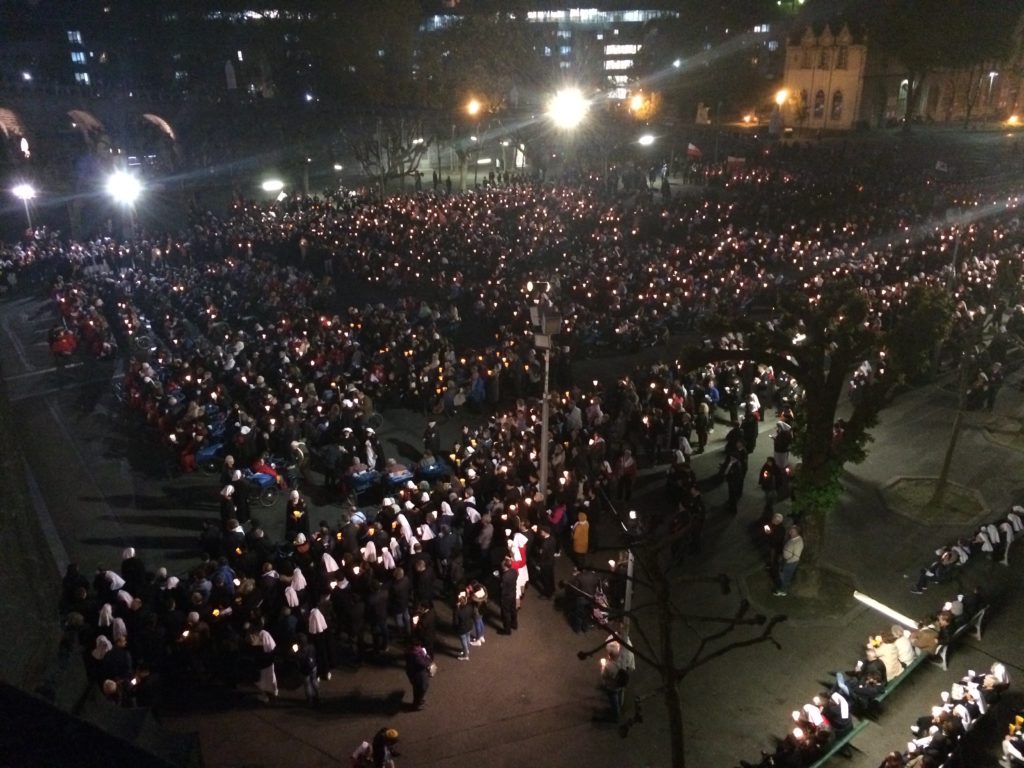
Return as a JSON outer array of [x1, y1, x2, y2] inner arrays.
[[774, 525, 804, 596], [295, 633, 319, 705], [404, 641, 432, 710], [599, 641, 629, 722], [499, 557, 518, 634]]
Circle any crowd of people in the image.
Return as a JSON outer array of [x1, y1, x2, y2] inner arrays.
[[4, 136, 1023, 767]]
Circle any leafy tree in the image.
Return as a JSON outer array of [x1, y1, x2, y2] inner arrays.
[[885, 284, 955, 385], [861, 0, 1020, 126]]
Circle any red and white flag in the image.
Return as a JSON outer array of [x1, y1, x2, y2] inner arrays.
[[686, 142, 702, 159]]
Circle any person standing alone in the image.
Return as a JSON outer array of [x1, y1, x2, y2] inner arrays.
[[774, 525, 803, 597]]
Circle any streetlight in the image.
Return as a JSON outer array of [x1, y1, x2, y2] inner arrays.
[[546, 87, 589, 130], [260, 179, 285, 193], [775, 88, 790, 106], [529, 302, 562, 508], [638, 134, 655, 147], [106, 171, 142, 206], [466, 98, 482, 117], [12, 183, 36, 229]]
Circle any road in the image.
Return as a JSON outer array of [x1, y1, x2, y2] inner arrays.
[[2, 286, 1023, 768]]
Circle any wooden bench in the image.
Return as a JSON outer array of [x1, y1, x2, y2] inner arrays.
[[931, 607, 986, 672], [807, 718, 873, 768]]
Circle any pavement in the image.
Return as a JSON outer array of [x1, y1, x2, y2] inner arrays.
[[2, 284, 1023, 768]]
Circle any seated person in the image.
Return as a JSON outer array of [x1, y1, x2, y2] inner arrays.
[[891, 624, 917, 668], [385, 457, 411, 477], [835, 647, 886, 710], [910, 611, 954, 656], [870, 632, 904, 681], [910, 547, 959, 594], [822, 690, 853, 738], [1004, 713, 1024, 767]]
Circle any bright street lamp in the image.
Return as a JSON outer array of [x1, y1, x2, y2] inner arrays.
[[260, 179, 285, 193], [638, 134, 655, 146], [775, 88, 790, 106], [466, 98, 482, 117], [12, 183, 36, 229], [547, 87, 589, 130], [106, 171, 142, 205]]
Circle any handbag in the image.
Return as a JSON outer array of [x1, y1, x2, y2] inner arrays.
[[428, 662, 438, 677]]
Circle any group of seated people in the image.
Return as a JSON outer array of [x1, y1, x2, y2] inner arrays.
[[740, 585, 991, 767], [878, 662, 1010, 767], [910, 505, 1023, 594], [1003, 710, 1024, 767]]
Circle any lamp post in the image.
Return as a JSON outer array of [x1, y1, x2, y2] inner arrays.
[[529, 302, 562, 508], [12, 183, 35, 230], [106, 170, 142, 239]]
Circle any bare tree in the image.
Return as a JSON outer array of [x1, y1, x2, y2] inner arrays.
[[347, 117, 432, 195], [566, 494, 786, 768]]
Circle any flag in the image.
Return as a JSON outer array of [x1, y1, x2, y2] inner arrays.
[[726, 156, 746, 169], [686, 142, 702, 159]]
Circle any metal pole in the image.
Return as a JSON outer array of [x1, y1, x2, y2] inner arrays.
[[23, 198, 32, 230], [622, 548, 635, 635], [539, 346, 551, 508]]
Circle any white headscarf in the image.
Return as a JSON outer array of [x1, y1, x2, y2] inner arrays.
[[105, 571, 126, 591], [121, 547, 136, 560], [362, 541, 378, 564], [291, 567, 307, 592], [115, 589, 133, 607], [98, 603, 114, 627], [397, 513, 414, 543], [308, 607, 328, 634], [284, 585, 299, 608], [256, 628, 276, 653], [112, 617, 128, 643], [322, 553, 340, 573], [380, 548, 396, 571], [389, 538, 401, 559], [92, 635, 113, 660]]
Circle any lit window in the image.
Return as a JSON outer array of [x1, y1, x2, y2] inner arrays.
[[560, 45, 571, 56], [611, 75, 628, 84], [837, 46, 848, 69], [767, 40, 778, 52], [556, 30, 572, 39], [67, 30, 82, 44], [560, 61, 571, 69], [237, 50, 244, 62], [75, 72, 90, 85], [604, 44, 640, 55], [596, 33, 603, 40], [71, 51, 86, 64], [544, 46, 552, 56], [174, 70, 188, 81], [813, 89, 825, 118], [603, 59, 633, 70]]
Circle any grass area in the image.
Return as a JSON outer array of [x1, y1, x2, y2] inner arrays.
[[882, 477, 986, 526]]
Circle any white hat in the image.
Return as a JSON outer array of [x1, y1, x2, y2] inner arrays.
[[405, 480, 416, 490], [466, 468, 477, 479], [240, 425, 252, 436], [294, 533, 307, 545], [420, 492, 430, 503], [365, 428, 375, 436]]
